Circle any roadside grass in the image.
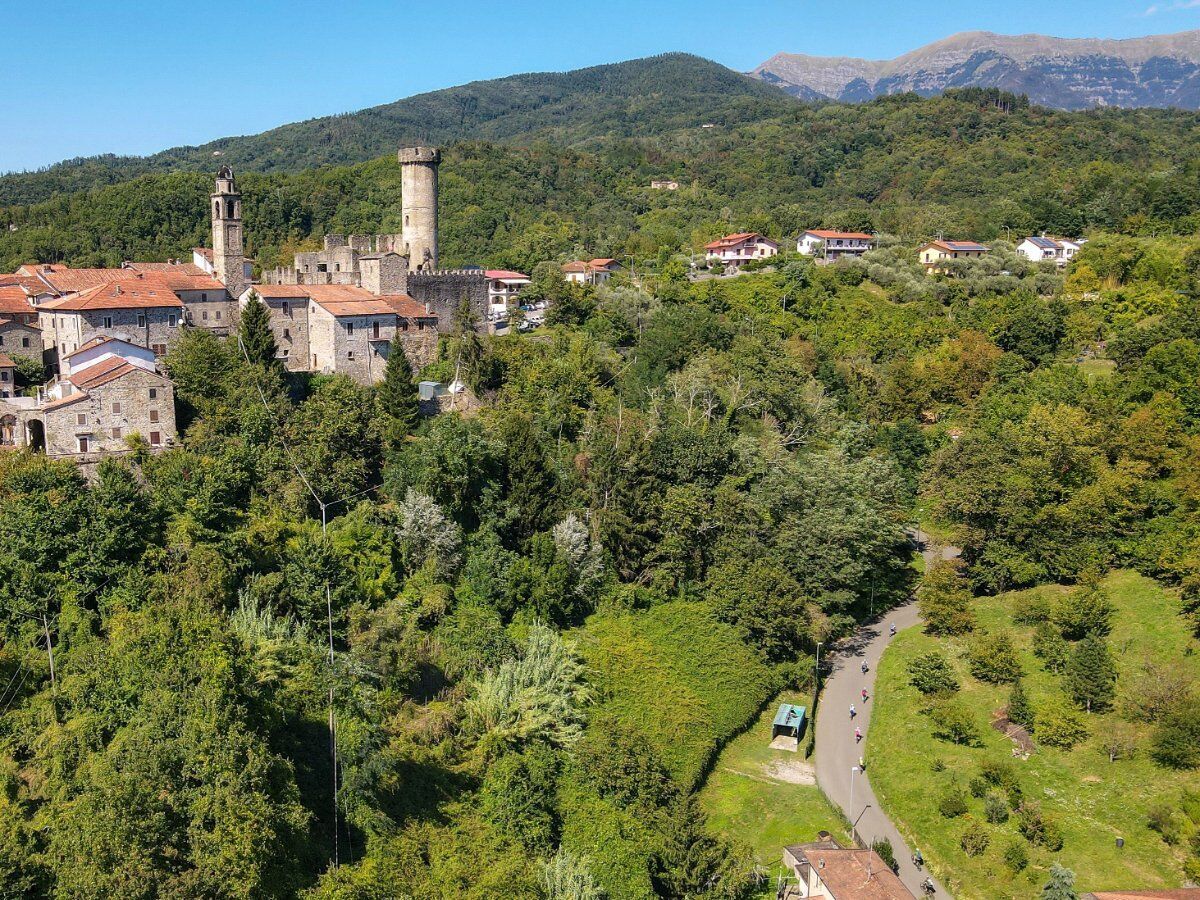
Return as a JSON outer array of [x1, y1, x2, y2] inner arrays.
[[700, 690, 849, 895], [869, 570, 1200, 899]]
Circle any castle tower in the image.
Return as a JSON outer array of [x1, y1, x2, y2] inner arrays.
[[398, 147, 440, 272], [211, 166, 247, 297]]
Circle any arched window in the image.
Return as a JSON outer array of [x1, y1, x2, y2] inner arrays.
[[214, 201, 221, 219], [226, 200, 235, 219]]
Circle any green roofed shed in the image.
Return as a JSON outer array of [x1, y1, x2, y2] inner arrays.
[[772, 703, 806, 740]]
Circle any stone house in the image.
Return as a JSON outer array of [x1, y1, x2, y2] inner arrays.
[[38, 275, 184, 368], [0, 285, 38, 325], [0, 316, 41, 363], [39, 352, 176, 457], [245, 285, 438, 384], [0, 353, 15, 399]]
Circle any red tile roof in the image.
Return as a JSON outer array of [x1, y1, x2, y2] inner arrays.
[[705, 232, 777, 251], [292, 284, 394, 317], [0, 353, 14, 368], [561, 261, 589, 273], [798, 848, 914, 899], [41, 392, 89, 411], [589, 258, 619, 269], [42, 277, 184, 311], [37, 267, 142, 294], [1084, 893, 1200, 899], [252, 285, 312, 299], [193, 247, 214, 263], [485, 270, 530, 280], [806, 230, 874, 241], [0, 286, 35, 316], [380, 294, 437, 319], [69, 356, 141, 391]]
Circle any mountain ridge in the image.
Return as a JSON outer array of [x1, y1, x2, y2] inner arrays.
[[0, 54, 794, 207], [753, 29, 1200, 109]]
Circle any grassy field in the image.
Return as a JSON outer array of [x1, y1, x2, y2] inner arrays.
[[869, 570, 1200, 898], [700, 690, 850, 895]]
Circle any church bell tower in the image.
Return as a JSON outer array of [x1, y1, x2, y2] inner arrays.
[[211, 166, 247, 297]]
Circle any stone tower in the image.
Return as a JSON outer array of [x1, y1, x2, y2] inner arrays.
[[398, 147, 440, 272], [211, 166, 247, 297]]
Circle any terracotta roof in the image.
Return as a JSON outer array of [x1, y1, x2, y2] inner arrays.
[[16, 263, 66, 276], [41, 392, 88, 411], [193, 247, 214, 262], [485, 270, 530, 281], [806, 230, 874, 241], [0, 286, 34, 316], [42, 277, 184, 311], [925, 240, 989, 254], [251, 285, 312, 299], [69, 357, 143, 391], [380, 294, 437, 319], [0, 316, 39, 331], [589, 258, 619, 268], [561, 261, 589, 273], [0, 353, 14, 368], [705, 232, 776, 251], [798, 848, 913, 899], [294, 284, 394, 317], [148, 269, 226, 292], [37, 267, 142, 294]]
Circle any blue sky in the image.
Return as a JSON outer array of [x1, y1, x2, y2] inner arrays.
[[3, 0, 1200, 173]]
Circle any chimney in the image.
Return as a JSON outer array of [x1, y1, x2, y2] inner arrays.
[[114, 285, 122, 295]]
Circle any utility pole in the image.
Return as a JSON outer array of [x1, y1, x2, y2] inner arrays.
[[42, 613, 55, 692]]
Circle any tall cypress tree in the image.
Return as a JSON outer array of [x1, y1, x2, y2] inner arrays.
[[238, 291, 278, 369], [1066, 633, 1117, 713], [376, 346, 420, 444]]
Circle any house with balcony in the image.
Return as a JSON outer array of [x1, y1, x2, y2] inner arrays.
[[918, 239, 990, 275], [704, 233, 779, 269], [797, 230, 874, 261], [486, 270, 531, 317], [1016, 235, 1085, 266]]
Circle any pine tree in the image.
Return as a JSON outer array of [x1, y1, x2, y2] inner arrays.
[[1042, 863, 1077, 900], [376, 346, 420, 443], [1066, 632, 1117, 712], [1008, 678, 1033, 729], [238, 291, 279, 369]]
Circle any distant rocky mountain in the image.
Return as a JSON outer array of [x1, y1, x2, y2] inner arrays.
[[752, 30, 1200, 109]]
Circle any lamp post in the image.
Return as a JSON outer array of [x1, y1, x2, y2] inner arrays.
[[815, 642, 823, 690], [850, 765, 860, 833]]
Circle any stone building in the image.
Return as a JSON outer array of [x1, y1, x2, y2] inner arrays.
[[211, 166, 248, 299], [0, 315, 40, 363], [246, 284, 438, 384], [38, 276, 185, 368], [263, 147, 489, 330], [0, 353, 15, 399], [0, 284, 39, 325], [0, 337, 176, 459]]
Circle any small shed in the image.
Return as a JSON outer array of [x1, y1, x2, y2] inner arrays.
[[772, 703, 807, 740]]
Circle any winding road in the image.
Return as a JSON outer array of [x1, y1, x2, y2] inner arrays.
[[813, 535, 959, 898]]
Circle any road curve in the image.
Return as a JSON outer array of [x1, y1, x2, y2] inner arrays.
[[814, 537, 958, 898]]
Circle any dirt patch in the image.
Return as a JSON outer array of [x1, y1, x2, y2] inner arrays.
[[762, 758, 817, 785], [991, 709, 1034, 757]]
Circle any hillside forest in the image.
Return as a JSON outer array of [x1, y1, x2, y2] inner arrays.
[[2, 82, 1200, 898]]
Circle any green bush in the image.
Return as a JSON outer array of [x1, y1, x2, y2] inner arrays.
[[918, 559, 976, 636], [1008, 679, 1034, 729], [1017, 802, 1064, 850], [1147, 805, 1183, 845], [908, 651, 960, 695], [1151, 698, 1200, 769], [939, 790, 969, 818], [966, 629, 1022, 683], [1003, 838, 1028, 872], [1065, 633, 1117, 712], [1053, 585, 1114, 639], [1012, 592, 1051, 625], [929, 697, 982, 746], [968, 776, 989, 799], [1034, 698, 1089, 749], [871, 837, 897, 873], [961, 821, 990, 857], [1033, 621, 1070, 673], [985, 794, 1010, 824]]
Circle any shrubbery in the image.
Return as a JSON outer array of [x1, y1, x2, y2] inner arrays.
[[966, 629, 1022, 683], [908, 651, 959, 695]]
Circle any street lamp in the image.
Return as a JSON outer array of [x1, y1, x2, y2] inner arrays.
[[850, 764, 860, 828]]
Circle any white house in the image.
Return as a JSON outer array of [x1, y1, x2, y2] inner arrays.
[[1016, 235, 1084, 266], [704, 233, 779, 268], [60, 336, 156, 378], [797, 230, 874, 261], [562, 259, 621, 286], [486, 270, 531, 317]]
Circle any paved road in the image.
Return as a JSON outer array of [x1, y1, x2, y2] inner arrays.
[[814, 536, 959, 898]]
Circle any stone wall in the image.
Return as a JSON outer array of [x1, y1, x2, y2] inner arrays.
[[396, 320, 439, 372], [261, 297, 311, 373], [407, 271, 489, 332], [40, 307, 182, 365], [0, 320, 42, 363], [308, 305, 396, 385], [42, 368, 176, 458]]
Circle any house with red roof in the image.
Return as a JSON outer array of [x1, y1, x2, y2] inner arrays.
[[918, 239, 990, 275], [246, 284, 438, 384], [704, 233, 779, 269], [562, 258, 622, 286], [797, 230, 875, 261], [38, 274, 185, 366], [486, 270, 531, 316]]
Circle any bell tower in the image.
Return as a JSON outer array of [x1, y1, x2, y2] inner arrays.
[[211, 166, 247, 297]]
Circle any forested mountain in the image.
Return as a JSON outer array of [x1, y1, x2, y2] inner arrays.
[[4, 91, 1200, 275], [753, 29, 1200, 109], [0, 54, 796, 206]]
